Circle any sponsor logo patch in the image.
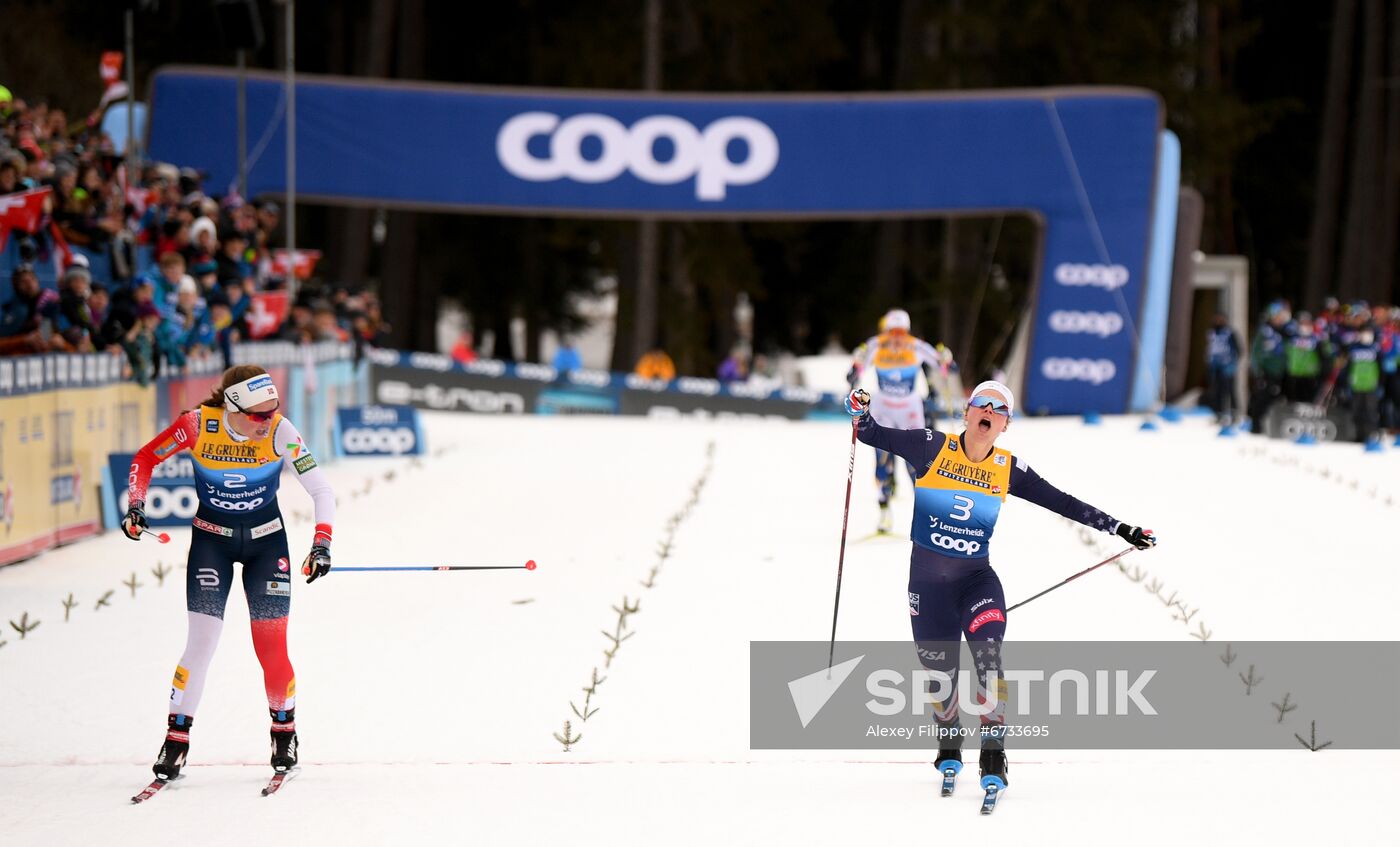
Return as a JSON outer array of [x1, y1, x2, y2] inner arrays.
[[967, 608, 1005, 633], [206, 417, 220, 433], [277, 557, 290, 573], [293, 454, 318, 474], [193, 517, 233, 537], [908, 592, 921, 616], [266, 580, 291, 597], [251, 517, 284, 539]]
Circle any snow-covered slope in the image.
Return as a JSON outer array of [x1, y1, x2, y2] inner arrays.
[[2, 411, 1396, 844]]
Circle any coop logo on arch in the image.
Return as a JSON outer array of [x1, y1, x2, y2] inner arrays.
[[496, 111, 780, 201], [1053, 263, 1130, 291]]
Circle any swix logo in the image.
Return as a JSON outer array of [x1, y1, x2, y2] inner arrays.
[[1053, 263, 1130, 290], [967, 608, 1005, 633], [497, 112, 780, 200], [1041, 358, 1117, 385], [1048, 310, 1125, 338]]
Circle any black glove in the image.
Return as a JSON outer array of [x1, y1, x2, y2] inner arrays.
[[121, 503, 148, 541], [302, 544, 332, 583], [1116, 524, 1157, 550], [845, 365, 860, 389]]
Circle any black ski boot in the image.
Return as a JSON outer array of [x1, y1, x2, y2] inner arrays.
[[153, 714, 192, 781], [270, 709, 298, 773], [978, 747, 1009, 788]]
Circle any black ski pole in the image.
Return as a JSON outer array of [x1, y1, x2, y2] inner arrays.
[[1006, 547, 1136, 613], [827, 421, 859, 673]]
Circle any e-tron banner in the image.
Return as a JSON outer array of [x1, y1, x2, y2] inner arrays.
[[149, 68, 1164, 413]]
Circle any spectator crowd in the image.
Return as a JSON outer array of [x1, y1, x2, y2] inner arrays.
[[0, 84, 391, 383], [1209, 298, 1400, 443]]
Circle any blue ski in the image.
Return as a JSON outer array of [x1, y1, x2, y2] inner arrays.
[[979, 776, 1005, 815], [937, 759, 962, 797]]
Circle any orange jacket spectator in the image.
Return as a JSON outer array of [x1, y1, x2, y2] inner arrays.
[[634, 348, 676, 381]]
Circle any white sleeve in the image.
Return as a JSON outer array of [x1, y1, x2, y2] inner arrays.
[[275, 418, 337, 538], [915, 338, 945, 368], [852, 336, 880, 370]]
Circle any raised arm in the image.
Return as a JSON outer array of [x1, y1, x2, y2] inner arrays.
[[853, 408, 944, 475], [847, 335, 880, 386], [1008, 457, 1157, 549], [1007, 456, 1118, 531]]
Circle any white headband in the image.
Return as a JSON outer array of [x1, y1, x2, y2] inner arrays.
[[970, 380, 1015, 415], [224, 373, 279, 412]]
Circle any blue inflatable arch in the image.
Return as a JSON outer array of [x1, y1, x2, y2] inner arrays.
[[148, 67, 1178, 414]]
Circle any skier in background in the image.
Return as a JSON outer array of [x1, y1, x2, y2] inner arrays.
[[1283, 311, 1329, 403], [1204, 312, 1241, 424], [1342, 320, 1383, 443], [123, 365, 336, 787], [846, 308, 956, 533], [1247, 301, 1289, 431], [843, 381, 1156, 798]]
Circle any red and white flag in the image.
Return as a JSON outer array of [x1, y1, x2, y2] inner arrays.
[[246, 290, 290, 339], [0, 187, 52, 249], [270, 249, 322, 281]]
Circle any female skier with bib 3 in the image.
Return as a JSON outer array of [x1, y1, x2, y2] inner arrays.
[[843, 380, 1156, 796]]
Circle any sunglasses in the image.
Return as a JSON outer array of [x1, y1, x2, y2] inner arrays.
[[228, 396, 280, 423], [968, 395, 1011, 416]]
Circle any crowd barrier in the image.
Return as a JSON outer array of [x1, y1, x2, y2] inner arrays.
[[0, 352, 154, 565], [0, 342, 365, 567], [366, 349, 849, 421]]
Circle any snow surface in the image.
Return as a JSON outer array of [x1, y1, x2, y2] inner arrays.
[[2, 411, 1398, 845]]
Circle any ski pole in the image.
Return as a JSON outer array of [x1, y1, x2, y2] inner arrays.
[[335, 560, 537, 573], [1006, 547, 1135, 613], [827, 421, 859, 673], [141, 528, 171, 544]]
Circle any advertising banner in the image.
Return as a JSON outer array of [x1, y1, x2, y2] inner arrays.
[[0, 354, 154, 565], [106, 452, 197, 527], [366, 350, 846, 420], [334, 405, 424, 457], [150, 69, 1166, 413]]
